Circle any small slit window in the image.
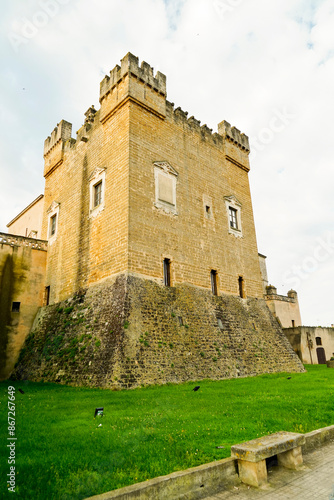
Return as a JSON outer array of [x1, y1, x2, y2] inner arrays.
[[211, 270, 218, 295], [238, 276, 245, 298], [45, 286, 50, 306], [316, 337, 322, 346], [12, 302, 20, 313], [163, 258, 171, 286]]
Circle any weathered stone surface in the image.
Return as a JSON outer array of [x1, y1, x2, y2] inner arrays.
[[231, 431, 305, 463], [0, 234, 47, 380], [12, 274, 304, 388], [41, 54, 264, 308], [238, 459, 267, 488], [277, 446, 303, 469]]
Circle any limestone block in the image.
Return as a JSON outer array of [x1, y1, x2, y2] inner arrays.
[[277, 446, 303, 469], [231, 431, 305, 462], [238, 459, 267, 487]]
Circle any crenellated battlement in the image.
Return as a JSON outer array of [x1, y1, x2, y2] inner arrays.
[[165, 101, 224, 147], [100, 52, 166, 103], [43, 120, 73, 178], [44, 120, 73, 158], [99, 53, 167, 123], [218, 120, 250, 152]]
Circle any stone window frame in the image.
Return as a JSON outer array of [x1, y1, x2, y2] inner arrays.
[[47, 201, 60, 244], [224, 195, 243, 238], [153, 161, 178, 215], [89, 167, 106, 217]]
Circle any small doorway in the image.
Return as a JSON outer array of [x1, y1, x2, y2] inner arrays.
[[316, 347, 326, 364]]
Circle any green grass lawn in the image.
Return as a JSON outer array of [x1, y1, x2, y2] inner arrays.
[[1, 365, 334, 499]]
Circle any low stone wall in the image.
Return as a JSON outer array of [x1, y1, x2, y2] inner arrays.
[[12, 273, 304, 388], [85, 457, 238, 500], [302, 424, 334, 453], [83, 424, 334, 500]]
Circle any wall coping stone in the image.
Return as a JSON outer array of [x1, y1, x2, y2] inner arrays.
[[0, 232, 48, 251], [84, 425, 334, 500]]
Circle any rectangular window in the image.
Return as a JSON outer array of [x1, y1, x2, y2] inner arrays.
[[211, 270, 218, 295], [163, 258, 171, 286], [50, 214, 57, 236], [12, 302, 20, 313], [94, 181, 102, 207], [229, 207, 238, 229]]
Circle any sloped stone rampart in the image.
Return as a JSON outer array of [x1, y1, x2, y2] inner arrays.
[[12, 274, 304, 387]]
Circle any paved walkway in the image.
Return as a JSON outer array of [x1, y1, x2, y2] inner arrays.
[[204, 442, 334, 500]]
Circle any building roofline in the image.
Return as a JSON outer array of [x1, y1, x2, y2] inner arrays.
[[6, 194, 44, 228]]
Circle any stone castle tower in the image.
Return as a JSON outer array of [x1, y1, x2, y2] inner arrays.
[[5, 53, 304, 386], [42, 52, 262, 303]]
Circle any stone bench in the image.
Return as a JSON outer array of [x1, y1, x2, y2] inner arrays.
[[231, 431, 305, 487]]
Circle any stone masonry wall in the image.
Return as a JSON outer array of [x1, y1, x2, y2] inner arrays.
[[41, 53, 264, 304], [12, 274, 304, 388], [0, 233, 47, 380], [128, 98, 263, 298]]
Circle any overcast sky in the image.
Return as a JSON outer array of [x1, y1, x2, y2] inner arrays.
[[0, 0, 333, 326]]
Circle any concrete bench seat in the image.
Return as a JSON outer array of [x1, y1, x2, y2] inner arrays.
[[231, 431, 305, 487]]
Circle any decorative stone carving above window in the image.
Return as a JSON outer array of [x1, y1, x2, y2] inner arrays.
[[153, 161, 178, 214], [89, 167, 106, 217], [224, 195, 243, 237]]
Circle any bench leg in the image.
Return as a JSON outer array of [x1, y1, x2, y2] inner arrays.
[[238, 459, 267, 487], [277, 446, 303, 469]]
